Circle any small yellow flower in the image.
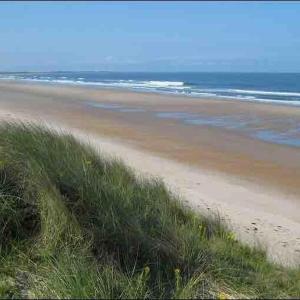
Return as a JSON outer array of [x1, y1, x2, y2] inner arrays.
[[174, 268, 180, 275], [144, 266, 150, 275], [226, 232, 236, 242], [27, 291, 36, 299], [174, 268, 181, 291], [218, 292, 228, 300]]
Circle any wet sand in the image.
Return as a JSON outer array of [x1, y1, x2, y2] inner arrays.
[[0, 80, 300, 266]]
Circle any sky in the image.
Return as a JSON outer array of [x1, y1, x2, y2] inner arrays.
[[0, 1, 300, 72]]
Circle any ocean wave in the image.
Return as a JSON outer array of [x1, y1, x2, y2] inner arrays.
[[197, 88, 300, 97], [85, 80, 188, 90], [229, 89, 300, 97], [97, 80, 185, 89], [22, 78, 79, 85], [145, 81, 184, 87], [190, 92, 218, 97], [215, 95, 300, 106], [46, 79, 187, 89], [247, 97, 300, 106]]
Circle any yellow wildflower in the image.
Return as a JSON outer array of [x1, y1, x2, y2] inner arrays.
[[144, 266, 150, 275], [218, 292, 228, 300], [174, 268, 180, 275], [227, 232, 236, 242]]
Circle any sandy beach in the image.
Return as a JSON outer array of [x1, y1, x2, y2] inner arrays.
[[0, 80, 300, 267]]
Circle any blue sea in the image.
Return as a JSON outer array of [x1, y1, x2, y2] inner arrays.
[[1, 71, 300, 106]]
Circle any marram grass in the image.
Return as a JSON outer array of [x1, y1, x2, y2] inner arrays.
[[0, 122, 299, 299]]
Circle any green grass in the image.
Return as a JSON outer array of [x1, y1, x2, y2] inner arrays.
[[0, 122, 299, 299]]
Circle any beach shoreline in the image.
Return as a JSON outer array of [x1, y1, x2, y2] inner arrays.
[[0, 80, 300, 266], [2, 72, 300, 107], [3, 77, 300, 109]]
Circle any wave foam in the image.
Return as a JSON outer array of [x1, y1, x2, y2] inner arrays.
[[145, 81, 184, 87], [198, 88, 300, 97]]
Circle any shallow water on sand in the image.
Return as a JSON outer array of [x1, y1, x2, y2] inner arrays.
[[87, 101, 300, 148]]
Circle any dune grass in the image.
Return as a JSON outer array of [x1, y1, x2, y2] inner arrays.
[[0, 122, 299, 299]]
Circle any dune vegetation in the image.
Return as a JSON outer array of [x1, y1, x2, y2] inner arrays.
[[0, 122, 299, 299]]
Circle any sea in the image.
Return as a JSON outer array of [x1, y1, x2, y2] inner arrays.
[[1, 71, 300, 106]]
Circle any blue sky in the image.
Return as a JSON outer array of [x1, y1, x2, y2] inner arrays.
[[0, 1, 300, 72]]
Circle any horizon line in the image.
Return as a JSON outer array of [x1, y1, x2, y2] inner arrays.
[[1, 70, 300, 74]]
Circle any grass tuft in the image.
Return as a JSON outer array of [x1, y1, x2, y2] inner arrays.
[[0, 122, 299, 299]]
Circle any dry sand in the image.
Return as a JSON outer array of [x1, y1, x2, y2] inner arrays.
[[0, 80, 299, 267]]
